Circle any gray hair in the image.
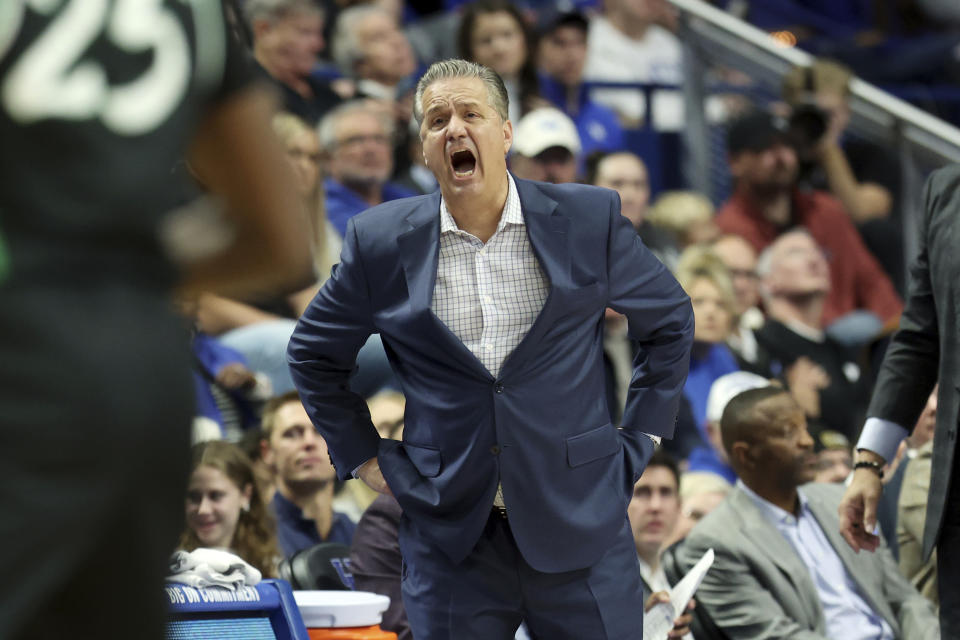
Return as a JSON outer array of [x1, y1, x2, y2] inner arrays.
[[330, 5, 388, 75], [244, 0, 322, 27], [413, 59, 509, 127], [317, 100, 395, 152], [755, 226, 815, 280]]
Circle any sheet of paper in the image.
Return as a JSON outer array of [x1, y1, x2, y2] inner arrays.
[[642, 548, 715, 640]]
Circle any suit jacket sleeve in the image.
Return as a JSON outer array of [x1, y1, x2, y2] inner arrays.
[[866, 170, 944, 429], [605, 191, 694, 441], [677, 534, 829, 640], [287, 218, 380, 480]]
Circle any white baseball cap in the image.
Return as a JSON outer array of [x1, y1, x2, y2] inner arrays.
[[705, 371, 773, 425], [512, 107, 581, 157]]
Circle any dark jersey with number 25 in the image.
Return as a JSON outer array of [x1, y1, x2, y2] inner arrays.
[[0, 0, 252, 285]]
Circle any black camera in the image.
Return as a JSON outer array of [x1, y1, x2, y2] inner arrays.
[[788, 102, 829, 154]]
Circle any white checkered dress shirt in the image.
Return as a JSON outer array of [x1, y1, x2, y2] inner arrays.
[[432, 175, 548, 508], [432, 175, 548, 377]]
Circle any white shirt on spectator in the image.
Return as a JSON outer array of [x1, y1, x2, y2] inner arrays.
[[583, 16, 685, 130]]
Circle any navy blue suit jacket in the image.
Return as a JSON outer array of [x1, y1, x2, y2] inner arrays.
[[288, 177, 694, 573]]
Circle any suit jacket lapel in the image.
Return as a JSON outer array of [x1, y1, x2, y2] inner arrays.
[[499, 179, 571, 375], [730, 489, 825, 627], [396, 193, 489, 379]]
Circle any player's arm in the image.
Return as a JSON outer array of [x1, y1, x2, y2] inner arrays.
[[183, 84, 314, 297]]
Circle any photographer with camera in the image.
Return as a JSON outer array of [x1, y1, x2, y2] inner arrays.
[[782, 60, 904, 296], [714, 109, 902, 349]]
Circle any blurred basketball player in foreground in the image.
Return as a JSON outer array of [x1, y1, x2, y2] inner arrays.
[[0, 2, 312, 637]]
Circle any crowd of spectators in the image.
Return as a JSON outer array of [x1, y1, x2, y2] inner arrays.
[[177, 0, 948, 637]]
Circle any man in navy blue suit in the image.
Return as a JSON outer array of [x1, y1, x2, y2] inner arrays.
[[288, 59, 694, 639]]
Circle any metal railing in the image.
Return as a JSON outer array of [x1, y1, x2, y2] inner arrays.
[[670, 0, 960, 268]]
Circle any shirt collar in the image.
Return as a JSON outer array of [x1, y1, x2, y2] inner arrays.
[[272, 490, 310, 525], [737, 478, 809, 527], [439, 173, 522, 235]]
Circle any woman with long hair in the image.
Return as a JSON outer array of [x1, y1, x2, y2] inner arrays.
[[181, 440, 280, 577], [457, 0, 544, 123]]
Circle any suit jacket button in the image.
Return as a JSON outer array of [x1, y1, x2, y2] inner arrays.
[[494, 382, 504, 393], [490, 445, 501, 455]]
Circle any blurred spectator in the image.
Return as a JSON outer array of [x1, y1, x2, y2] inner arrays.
[[537, 11, 625, 158], [687, 371, 772, 484], [458, 0, 545, 124], [813, 430, 854, 483], [195, 114, 339, 395], [260, 393, 357, 558], [181, 440, 280, 577], [191, 331, 272, 442], [629, 450, 681, 595], [273, 112, 343, 280], [716, 109, 902, 347], [330, 4, 417, 102], [664, 471, 732, 548], [679, 386, 939, 638], [239, 428, 277, 506], [588, 151, 678, 268], [782, 60, 904, 291], [583, 0, 684, 128], [395, 119, 439, 195], [646, 190, 719, 252], [320, 101, 417, 237], [711, 233, 771, 375], [898, 386, 940, 607], [247, 0, 342, 124], [755, 228, 873, 441], [675, 247, 741, 442], [510, 107, 581, 184], [712, 234, 763, 328], [335, 391, 406, 521]]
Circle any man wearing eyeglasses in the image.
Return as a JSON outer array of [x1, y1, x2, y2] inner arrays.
[[319, 100, 416, 238]]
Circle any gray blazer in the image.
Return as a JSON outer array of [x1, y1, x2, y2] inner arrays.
[[868, 165, 960, 560], [678, 483, 938, 640]]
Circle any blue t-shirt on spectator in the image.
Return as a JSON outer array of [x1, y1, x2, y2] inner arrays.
[[538, 74, 625, 159], [683, 343, 740, 437], [326, 178, 417, 238], [272, 491, 357, 558], [686, 445, 737, 484]]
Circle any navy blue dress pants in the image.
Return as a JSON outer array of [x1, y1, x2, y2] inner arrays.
[[399, 511, 644, 640]]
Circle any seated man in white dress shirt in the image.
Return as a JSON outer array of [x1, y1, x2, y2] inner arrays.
[[678, 386, 938, 640], [629, 448, 681, 596]]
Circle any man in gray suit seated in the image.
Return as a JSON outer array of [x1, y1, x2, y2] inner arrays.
[[677, 386, 938, 639]]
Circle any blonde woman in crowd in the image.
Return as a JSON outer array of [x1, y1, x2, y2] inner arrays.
[[181, 440, 280, 577], [675, 247, 741, 438]]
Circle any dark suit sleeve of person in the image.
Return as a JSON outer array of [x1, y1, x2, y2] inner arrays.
[[287, 219, 380, 480], [350, 495, 411, 640], [866, 168, 953, 427], [677, 529, 829, 640], [604, 191, 695, 445]]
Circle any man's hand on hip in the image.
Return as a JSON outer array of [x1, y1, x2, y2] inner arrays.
[[358, 457, 393, 496], [838, 449, 885, 552]]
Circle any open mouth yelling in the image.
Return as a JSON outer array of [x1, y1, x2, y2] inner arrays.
[[450, 149, 477, 178]]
